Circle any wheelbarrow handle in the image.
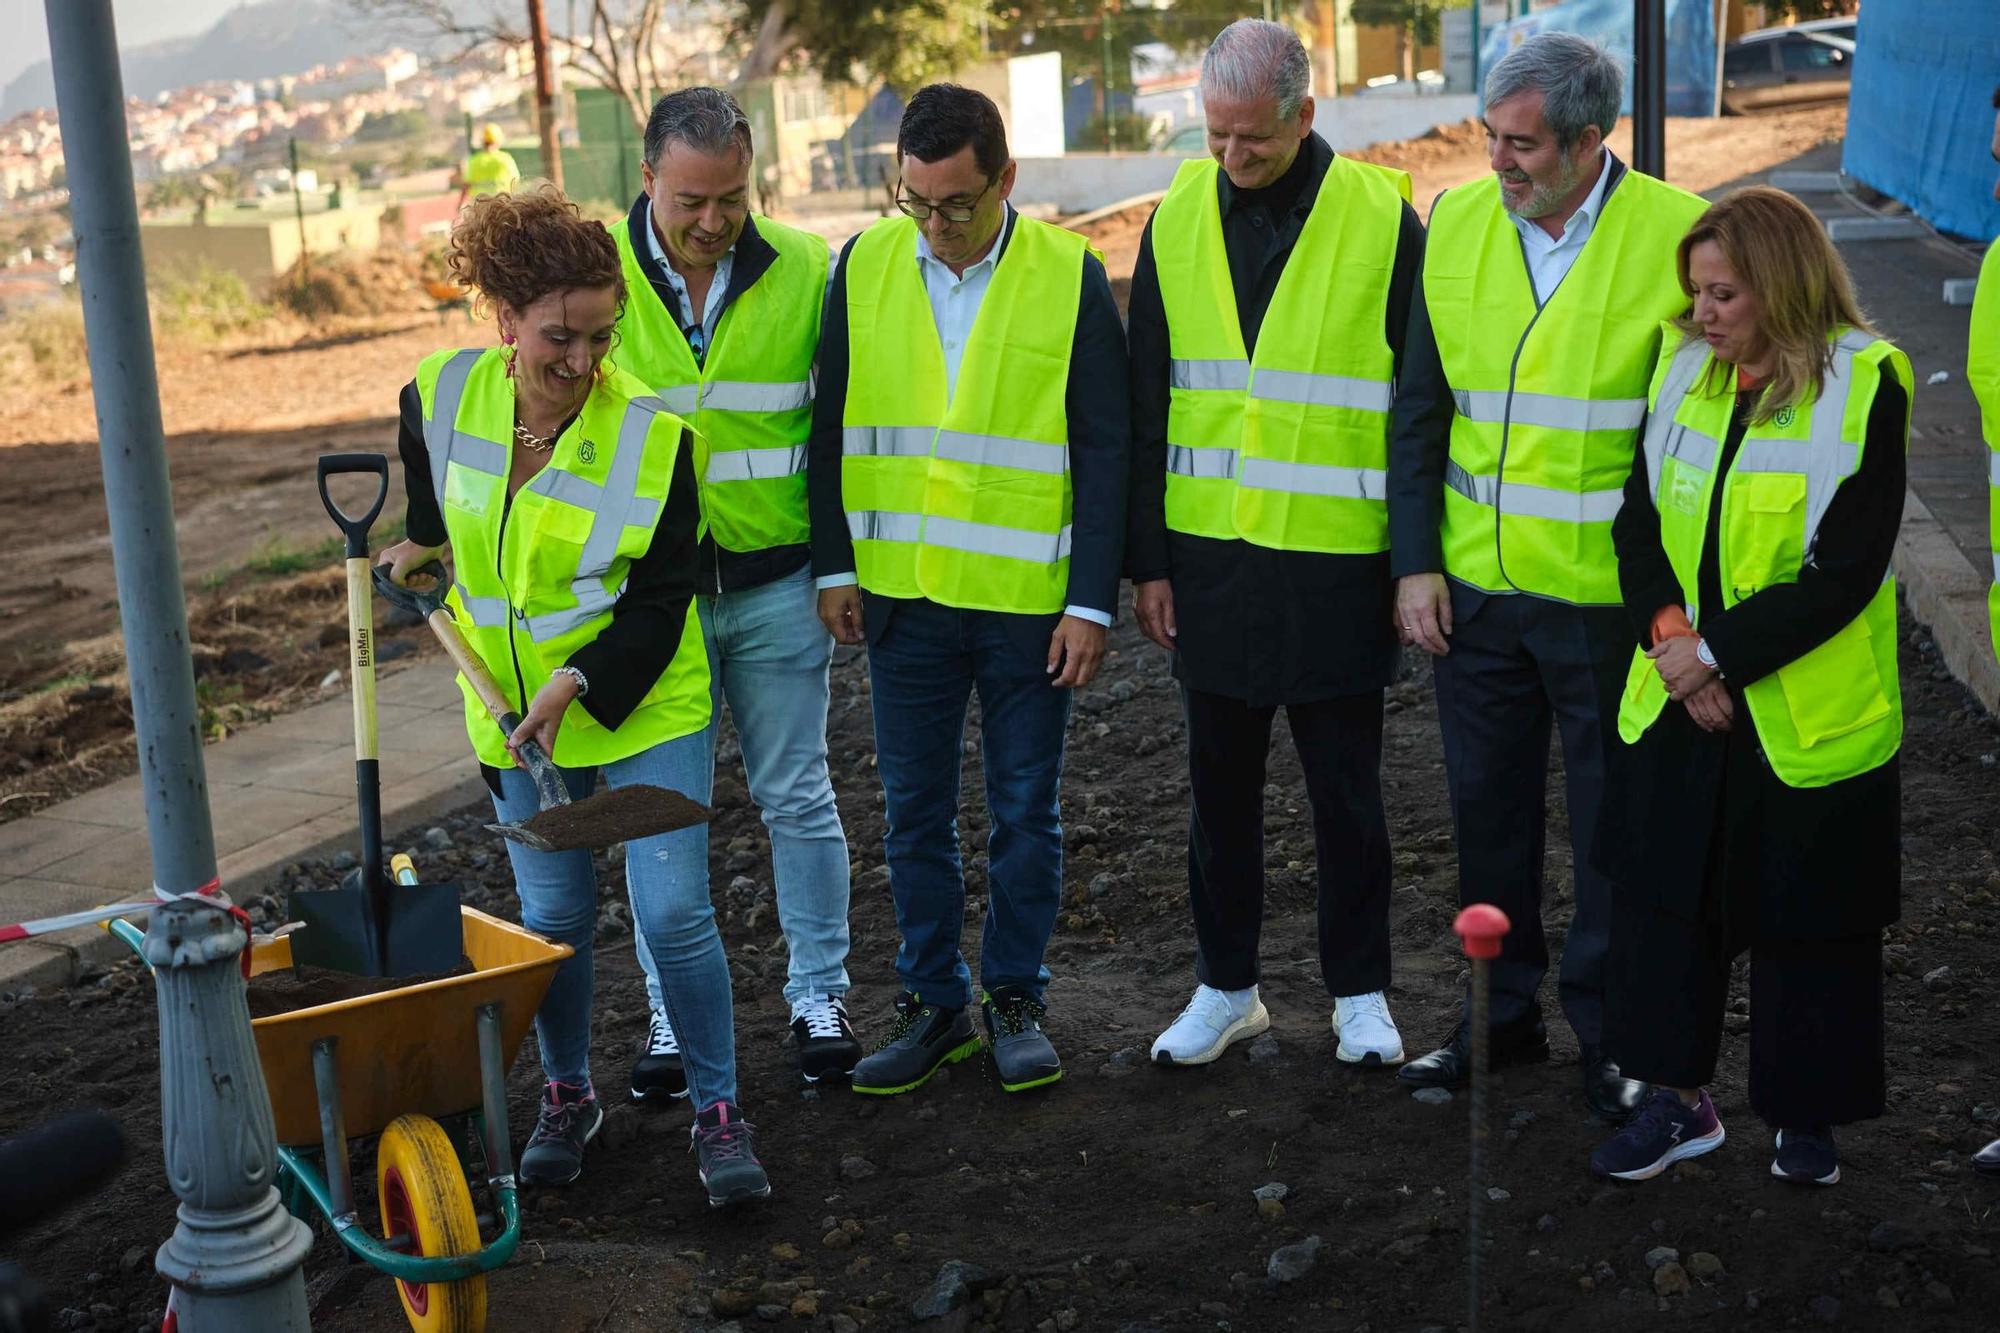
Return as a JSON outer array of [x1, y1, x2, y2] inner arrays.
[[317, 453, 390, 560]]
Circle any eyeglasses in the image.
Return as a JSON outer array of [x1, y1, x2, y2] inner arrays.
[[895, 177, 996, 224]]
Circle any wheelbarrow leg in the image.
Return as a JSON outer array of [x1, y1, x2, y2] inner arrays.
[[475, 1003, 515, 1186], [311, 1036, 357, 1225]]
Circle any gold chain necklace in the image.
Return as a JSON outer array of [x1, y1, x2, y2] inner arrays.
[[512, 421, 559, 453]]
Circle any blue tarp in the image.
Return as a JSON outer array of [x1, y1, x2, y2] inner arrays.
[[1842, 0, 2000, 241], [1480, 0, 1719, 118]]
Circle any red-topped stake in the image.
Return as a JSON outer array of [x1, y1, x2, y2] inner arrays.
[[1454, 904, 1511, 960]]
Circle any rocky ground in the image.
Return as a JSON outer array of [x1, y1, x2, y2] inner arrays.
[[5, 593, 2000, 1333]]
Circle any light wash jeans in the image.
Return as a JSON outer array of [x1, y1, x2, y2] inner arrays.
[[631, 565, 852, 1015], [492, 725, 737, 1109]]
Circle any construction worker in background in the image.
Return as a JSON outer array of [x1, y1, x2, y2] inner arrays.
[[608, 87, 861, 1095], [457, 122, 520, 205], [1385, 32, 1707, 1121], [808, 83, 1130, 1097], [1972, 81, 2000, 1181], [1126, 19, 1423, 1072]]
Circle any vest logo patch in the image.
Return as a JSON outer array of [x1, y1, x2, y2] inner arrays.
[[578, 439, 597, 464], [1772, 406, 1795, 428], [1669, 470, 1703, 516]]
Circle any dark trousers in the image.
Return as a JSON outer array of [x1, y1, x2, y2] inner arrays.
[[1432, 589, 1627, 1045], [1605, 907, 1885, 1128], [866, 599, 1071, 1010], [1184, 686, 1392, 997]]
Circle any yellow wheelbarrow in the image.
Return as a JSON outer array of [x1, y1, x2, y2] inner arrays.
[[110, 855, 570, 1333], [424, 278, 472, 324]]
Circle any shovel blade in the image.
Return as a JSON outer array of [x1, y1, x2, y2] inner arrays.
[[286, 871, 465, 978], [286, 884, 383, 975], [378, 880, 467, 977], [491, 783, 713, 854]]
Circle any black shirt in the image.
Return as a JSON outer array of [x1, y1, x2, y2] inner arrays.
[[395, 381, 702, 732], [1125, 132, 1427, 705]]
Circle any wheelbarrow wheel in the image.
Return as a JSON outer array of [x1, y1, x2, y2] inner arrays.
[[376, 1114, 487, 1333]]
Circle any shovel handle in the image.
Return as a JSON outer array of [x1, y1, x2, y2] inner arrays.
[[409, 574, 573, 810], [317, 453, 390, 561]]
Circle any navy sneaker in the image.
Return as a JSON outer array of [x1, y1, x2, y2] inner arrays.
[[849, 993, 981, 1096], [1590, 1088, 1725, 1182], [631, 1005, 688, 1103], [690, 1102, 771, 1207], [518, 1080, 604, 1186], [1772, 1128, 1840, 1186]]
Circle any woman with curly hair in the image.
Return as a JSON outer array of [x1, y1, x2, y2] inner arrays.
[[1589, 186, 1911, 1189], [375, 185, 770, 1206]]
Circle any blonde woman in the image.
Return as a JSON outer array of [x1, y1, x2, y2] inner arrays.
[[1589, 187, 1911, 1188]]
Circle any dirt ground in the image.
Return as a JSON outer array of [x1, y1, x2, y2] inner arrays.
[[0, 107, 1845, 823], [4, 598, 1999, 1333]]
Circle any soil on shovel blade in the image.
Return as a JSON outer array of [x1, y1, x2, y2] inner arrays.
[[244, 960, 476, 1020], [5, 594, 2000, 1333], [511, 782, 711, 851]]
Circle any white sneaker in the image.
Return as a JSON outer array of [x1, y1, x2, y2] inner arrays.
[[1150, 984, 1270, 1066], [1332, 991, 1405, 1066]]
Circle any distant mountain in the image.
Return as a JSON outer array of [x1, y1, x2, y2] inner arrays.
[[3, 0, 488, 118]]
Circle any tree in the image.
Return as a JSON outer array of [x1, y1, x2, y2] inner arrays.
[[733, 0, 989, 93]]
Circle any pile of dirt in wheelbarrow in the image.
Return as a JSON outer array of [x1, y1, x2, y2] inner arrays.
[[5, 596, 2000, 1333], [245, 960, 476, 1020]]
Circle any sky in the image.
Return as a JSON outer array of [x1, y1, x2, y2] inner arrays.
[[0, 0, 246, 93]]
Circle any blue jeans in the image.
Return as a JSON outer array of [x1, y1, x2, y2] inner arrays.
[[632, 565, 851, 1013], [867, 599, 1071, 1009], [492, 727, 737, 1109]]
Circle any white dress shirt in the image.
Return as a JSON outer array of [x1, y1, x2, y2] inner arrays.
[[1509, 150, 1612, 303], [645, 216, 733, 356], [820, 207, 1106, 627]]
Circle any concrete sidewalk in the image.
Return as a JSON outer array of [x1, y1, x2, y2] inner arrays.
[[0, 663, 484, 991]]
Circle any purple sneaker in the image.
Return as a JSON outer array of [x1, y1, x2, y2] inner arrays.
[[1590, 1087, 1725, 1181], [689, 1102, 771, 1207]]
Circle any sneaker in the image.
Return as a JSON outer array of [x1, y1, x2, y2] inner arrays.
[[1150, 984, 1270, 1066], [1772, 1128, 1840, 1186], [690, 1102, 771, 1207], [1589, 1088, 1726, 1182], [1332, 991, 1405, 1067], [791, 994, 863, 1083], [518, 1080, 604, 1187], [849, 993, 982, 1096], [981, 986, 1063, 1093], [631, 1005, 688, 1103]]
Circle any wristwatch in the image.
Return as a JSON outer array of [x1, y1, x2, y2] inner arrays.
[[1694, 638, 1722, 678]]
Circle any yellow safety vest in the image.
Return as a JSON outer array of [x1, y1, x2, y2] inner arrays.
[[612, 215, 828, 552], [463, 149, 519, 197], [839, 214, 1086, 615], [416, 346, 711, 768], [1616, 327, 1911, 788], [1154, 153, 1410, 553], [1971, 243, 2000, 658], [1426, 168, 1707, 604]]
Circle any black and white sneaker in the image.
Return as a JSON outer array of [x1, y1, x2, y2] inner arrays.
[[631, 1005, 688, 1103], [791, 994, 862, 1083], [1772, 1128, 1840, 1186]]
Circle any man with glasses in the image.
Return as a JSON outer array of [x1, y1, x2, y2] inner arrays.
[[807, 83, 1130, 1096]]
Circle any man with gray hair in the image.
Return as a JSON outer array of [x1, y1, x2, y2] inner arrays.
[[1127, 18, 1425, 1070], [1386, 32, 1706, 1118], [610, 87, 861, 1136]]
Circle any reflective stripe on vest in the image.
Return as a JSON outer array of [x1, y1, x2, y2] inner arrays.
[[839, 213, 1084, 615], [1426, 168, 1708, 604], [415, 345, 710, 768], [612, 216, 826, 552], [1154, 153, 1405, 554], [1616, 328, 1910, 788]]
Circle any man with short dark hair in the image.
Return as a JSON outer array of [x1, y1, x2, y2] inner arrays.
[[808, 83, 1130, 1096], [611, 86, 861, 1108]]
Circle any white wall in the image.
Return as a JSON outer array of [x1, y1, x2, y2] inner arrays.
[[1008, 52, 1066, 158], [1011, 94, 1482, 214]]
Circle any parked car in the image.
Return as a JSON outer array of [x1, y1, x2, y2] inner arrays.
[[1722, 25, 1854, 114]]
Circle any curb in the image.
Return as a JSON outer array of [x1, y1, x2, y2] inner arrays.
[[1894, 487, 2000, 717], [0, 765, 488, 995]]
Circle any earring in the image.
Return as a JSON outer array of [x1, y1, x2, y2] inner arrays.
[[502, 334, 516, 379]]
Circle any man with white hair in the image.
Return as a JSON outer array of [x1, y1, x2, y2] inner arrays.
[[1129, 19, 1424, 1070], [1386, 32, 1706, 1118]]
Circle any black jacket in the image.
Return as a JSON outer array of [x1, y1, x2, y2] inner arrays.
[[395, 383, 701, 734], [806, 205, 1131, 647], [623, 195, 812, 595], [1385, 153, 1635, 586], [1125, 132, 1426, 705], [1597, 374, 1907, 939]]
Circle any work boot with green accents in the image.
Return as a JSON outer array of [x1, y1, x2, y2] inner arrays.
[[849, 992, 981, 1096], [982, 986, 1062, 1092]]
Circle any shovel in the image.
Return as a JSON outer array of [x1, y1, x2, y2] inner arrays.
[[286, 454, 465, 978], [371, 560, 712, 853]]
